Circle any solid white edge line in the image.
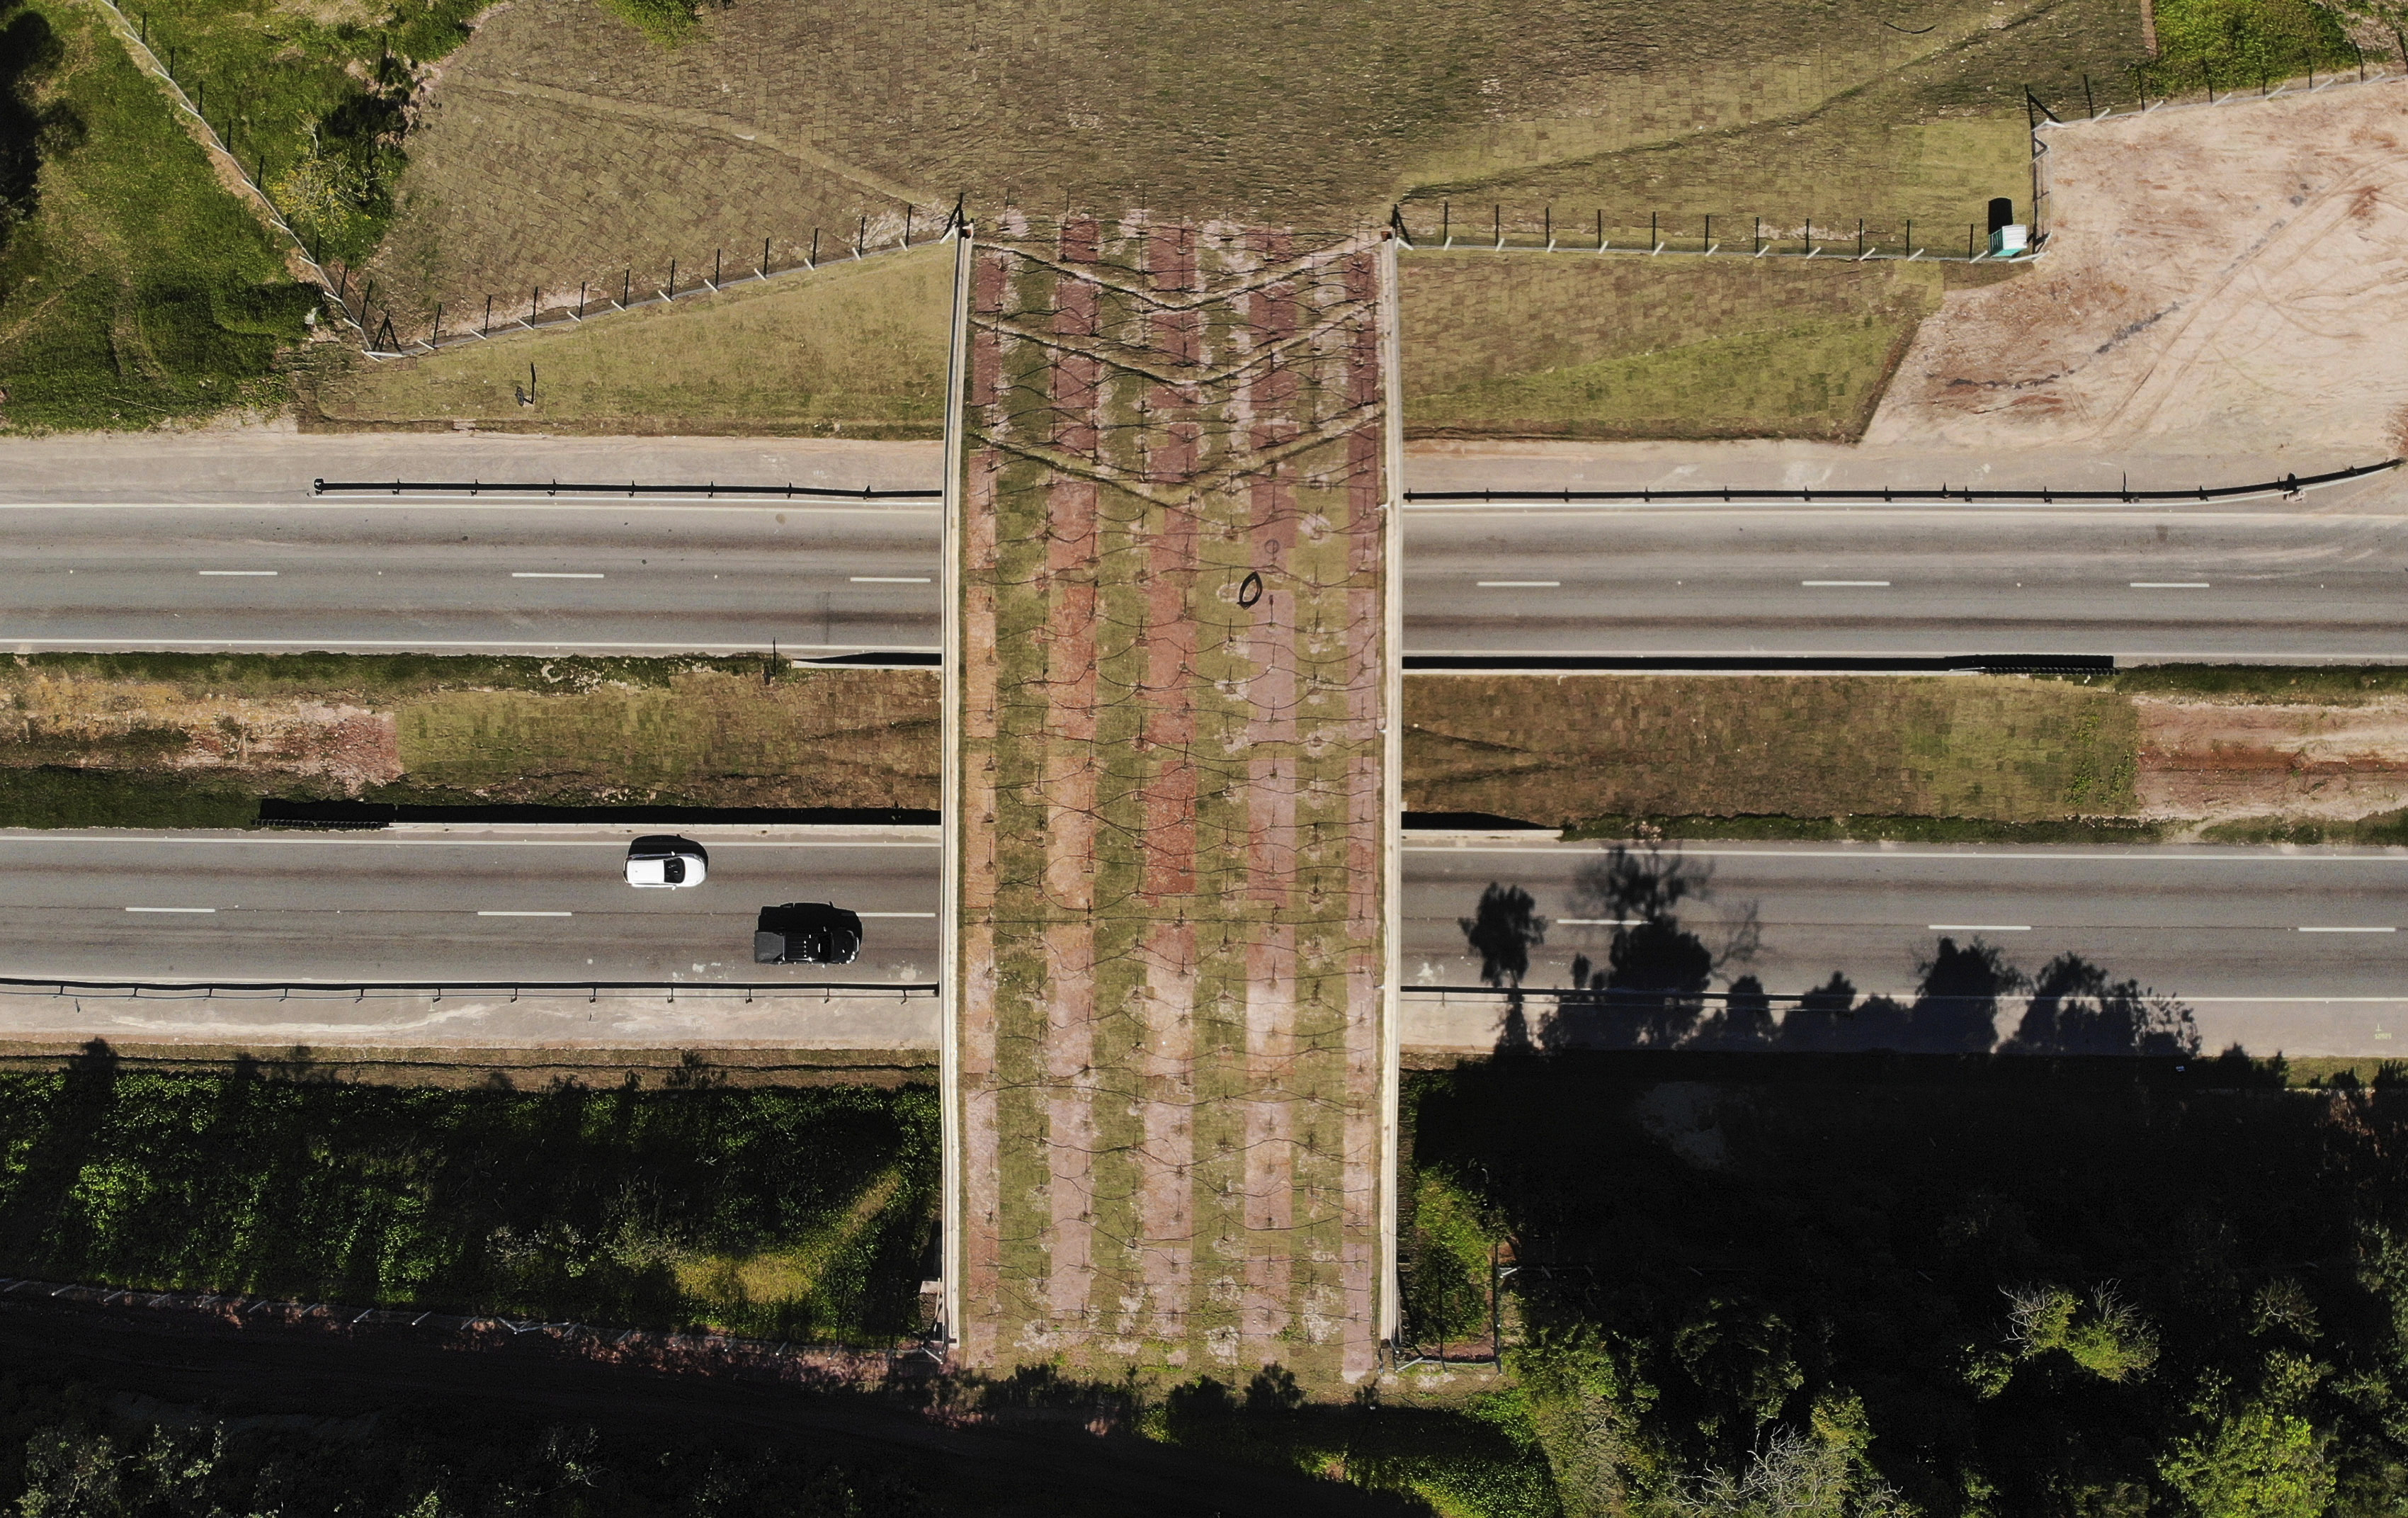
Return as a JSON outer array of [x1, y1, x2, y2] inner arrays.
[[1475, 580, 1560, 587], [2299, 926, 2398, 933], [2130, 582, 2211, 589], [510, 572, 606, 579], [196, 570, 278, 577], [1800, 579, 1891, 587], [0, 638, 941, 652], [0, 836, 941, 849], [1929, 924, 2031, 931], [1403, 844, 2408, 863], [476, 910, 573, 917], [0, 500, 943, 513], [857, 911, 938, 917], [1555, 918, 1639, 926], [850, 577, 934, 584], [123, 906, 215, 913]]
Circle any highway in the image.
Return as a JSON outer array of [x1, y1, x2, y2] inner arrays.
[[1399, 506, 2408, 662], [1402, 838, 2408, 1053], [0, 829, 940, 984], [0, 503, 941, 655], [11, 502, 2408, 661]]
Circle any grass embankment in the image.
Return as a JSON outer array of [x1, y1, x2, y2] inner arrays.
[[1400, 254, 1946, 441], [105, 0, 484, 268], [0, 1055, 936, 1341], [1407, 674, 2140, 834], [1398, 0, 2148, 247], [1412, 1053, 2408, 1515], [0, 0, 312, 432], [307, 246, 952, 436], [0, 654, 938, 827]]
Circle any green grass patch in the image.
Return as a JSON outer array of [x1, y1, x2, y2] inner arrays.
[[591, 0, 697, 47], [1402, 253, 1943, 441], [0, 1056, 936, 1342], [2151, 0, 2362, 81], [1406, 674, 2142, 829], [2089, 664, 2408, 706], [1560, 812, 2172, 845], [0, 766, 254, 829], [308, 247, 950, 437], [0, 0, 311, 432], [2198, 808, 2408, 846], [8, 649, 778, 699], [118, 0, 484, 266]]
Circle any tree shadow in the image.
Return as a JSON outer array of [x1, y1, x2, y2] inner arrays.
[[0, 0, 79, 255], [1463, 851, 2206, 1060]]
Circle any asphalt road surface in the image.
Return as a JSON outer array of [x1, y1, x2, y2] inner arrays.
[[1403, 838, 2408, 1006], [1400, 506, 2408, 661], [0, 503, 942, 655], [16, 502, 2408, 660], [0, 829, 940, 984]]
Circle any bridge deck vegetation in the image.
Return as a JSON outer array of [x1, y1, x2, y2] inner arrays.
[[0, 1048, 937, 1342], [307, 245, 952, 437]]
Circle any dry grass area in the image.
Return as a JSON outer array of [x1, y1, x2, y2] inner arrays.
[[1865, 84, 2408, 461], [358, 0, 2144, 331], [309, 247, 950, 436], [1407, 673, 2140, 827], [1401, 254, 1945, 441], [397, 667, 937, 808], [0, 657, 937, 811]]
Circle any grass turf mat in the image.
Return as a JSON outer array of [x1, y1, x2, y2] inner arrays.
[[307, 246, 951, 436], [0, 1053, 936, 1342], [1404, 674, 2140, 828], [1401, 254, 1943, 441], [0, 0, 311, 433]]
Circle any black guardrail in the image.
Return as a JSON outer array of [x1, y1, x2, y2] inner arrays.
[[0, 977, 936, 999], [1405, 653, 2116, 674], [1404, 458, 2401, 506], [312, 479, 941, 500]]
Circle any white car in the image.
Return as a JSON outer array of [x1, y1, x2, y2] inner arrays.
[[625, 835, 708, 888]]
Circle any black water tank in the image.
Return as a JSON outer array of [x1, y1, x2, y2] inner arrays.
[[1987, 197, 2015, 233]]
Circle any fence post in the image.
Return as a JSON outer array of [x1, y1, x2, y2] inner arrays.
[[620, 268, 629, 308], [1967, 223, 1977, 259], [667, 258, 676, 296], [2084, 72, 2096, 117], [1595, 207, 1603, 251], [1753, 215, 1761, 254], [1703, 213, 1711, 252], [529, 285, 537, 322], [712, 247, 721, 288], [1492, 203, 1501, 249], [1650, 210, 1658, 251], [482, 295, 492, 335], [856, 215, 865, 258], [1441, 200, 1450, 248], [903, 206, 913, 247], [809, 228, 819, 268], [1857, 217, 1864, 258], [760, 236, 770, 278]]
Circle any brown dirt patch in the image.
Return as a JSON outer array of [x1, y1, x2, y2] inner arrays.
[[0, 673, 400, 792], [1866, 83, 2408, 460], [2136, 696, 2408, 822]]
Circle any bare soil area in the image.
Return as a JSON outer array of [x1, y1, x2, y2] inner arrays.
[[2136, 696, 2408, 821], [1866, 82, 2408, 460]]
